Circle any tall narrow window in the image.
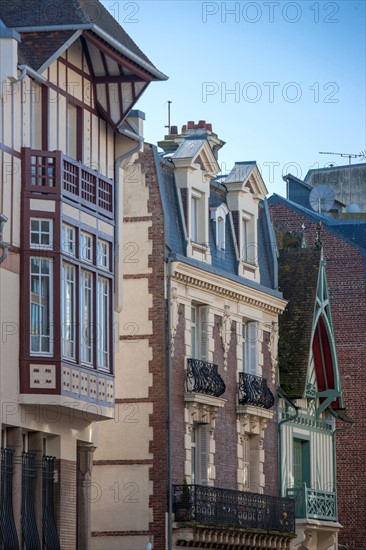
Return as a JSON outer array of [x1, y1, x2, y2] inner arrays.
[[191, 425, 209, 486], [97, 239, 110, 270], [81, 270, 93, 364], [243, 435, 250, 490], [242, 219, 248, 261], [62, 224, 75, 256], [30, 258, 52, 354], [80, 232, 93, 263], [191, 305, 209, 361], [191, 196, 198, 242], [98, 277, 110, 370], [62, 263, 76, 359], [293, 438, 311, 488], [242, 321, 258, 375], [217, 216, 225, 250]]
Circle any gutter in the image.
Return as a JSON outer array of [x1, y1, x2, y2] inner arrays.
[[277, 388, 300, 496], [13, 24, 168, 81], [166, 251, 174, 550]]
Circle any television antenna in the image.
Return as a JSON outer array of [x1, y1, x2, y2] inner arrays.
[[319, 151, 366, 203], [165, 100, 172, 132], [309, 184, 335, 214]]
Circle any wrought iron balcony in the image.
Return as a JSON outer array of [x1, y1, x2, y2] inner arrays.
[[286, 484, 337, 521], [22, 148, 114, 219], [186, 359, 226, 398], [238, 372, 275, 409], [173, 484, 295, 533]]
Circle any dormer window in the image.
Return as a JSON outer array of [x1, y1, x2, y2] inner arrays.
[[191, 194, 199, 242], [211, 203, 229, 250], [241, 212, 256, 264]]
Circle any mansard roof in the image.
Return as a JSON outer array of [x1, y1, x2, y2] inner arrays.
[[153, 147, 281, 297]]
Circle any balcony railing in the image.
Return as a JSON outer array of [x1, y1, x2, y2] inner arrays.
[[286, 483, 337, 521], [173, 484, 295, 533], [0, 448, 19, 549], [23, 148, 114, 219], [238, 372, 275, 409], [186, 359, 226, 398]]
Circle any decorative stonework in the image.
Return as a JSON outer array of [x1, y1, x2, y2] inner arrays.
[[170, 287, 179, 357], [220, 305, 232, 370], [268, 321, 279, 385], [29, 364, 56, 389]]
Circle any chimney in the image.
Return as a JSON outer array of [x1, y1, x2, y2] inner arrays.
[[0, 20, 20, 98], [126, 109, 145, 138], [158, 120, 225, 158]]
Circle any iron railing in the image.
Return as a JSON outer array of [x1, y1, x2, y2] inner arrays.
[[21, 452, 41, 550], [0, 448, 19, 550], [173, 484, 295, 533], [42, 457, 60, 550], [186, 359, 226, 398], [238, 372, 275, 409], [23, 148, 114, 218], [286, 483, 337, 521]]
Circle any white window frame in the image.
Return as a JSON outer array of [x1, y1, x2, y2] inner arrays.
[[97, 238, 110, 270], [97, 276, 110, 371], [30, 257, 53, 355], [242, 321, 259, 375], [62, 262, 76, 360], [80, 270, 93, 365], [62, 223, 76, 256], [191, 194, 199, 243], [30, 218, 53, 250], [80, 231, 93, 263]]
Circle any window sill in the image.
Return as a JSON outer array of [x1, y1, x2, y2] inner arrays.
[[185, 392, 226, 409], [237, 404, 274, 420]]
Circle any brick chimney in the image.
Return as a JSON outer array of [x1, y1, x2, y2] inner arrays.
[[158, 120, 225, 159]]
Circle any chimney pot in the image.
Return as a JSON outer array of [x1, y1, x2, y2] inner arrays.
[[198, 120, 206, 128], [206, 123, 212, 132], [170, 125, 178, 134], [187, 121, 195, 129]]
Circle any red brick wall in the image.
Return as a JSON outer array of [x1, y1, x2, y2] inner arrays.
[[269, 201, 366, 548], [141, 144, 168, 550], [171, 303, 187, 484], [213, 316, 238, 490]]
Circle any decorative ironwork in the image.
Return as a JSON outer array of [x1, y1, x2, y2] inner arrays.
[[42, 456, 60, 550], [0, 448, 19, 550], [186, 359, 226, 397], [23, 148, 114, 218], [21, 452, 41, 550], [238, 372, 275, 409], [286, 483, 337, 521], [173, 484, 295, 533]]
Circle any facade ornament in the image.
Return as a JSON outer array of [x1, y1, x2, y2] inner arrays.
[[170, 287, 179, 357], [220, 305, 232, 370], [268, 321, 279, 385]]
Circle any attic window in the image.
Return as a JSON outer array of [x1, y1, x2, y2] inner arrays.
[[211, 204, 229, 250]]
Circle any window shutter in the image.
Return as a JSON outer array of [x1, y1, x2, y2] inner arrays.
[[199, 425, 209, 486], [199, 306, 209, 361], [247, 322, 258, 375], [293, 439, 302, 487]]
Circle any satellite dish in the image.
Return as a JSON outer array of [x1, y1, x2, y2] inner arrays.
[[309, 184, 335, 213]]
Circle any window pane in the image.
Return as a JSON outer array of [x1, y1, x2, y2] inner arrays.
[[81, 270, 93, 364], [62, 263, 76, 359], [30, 257, 52, 354], [98, 277, 110, 370], [62, 224, 75, 256], [80, 232, 93, 262]]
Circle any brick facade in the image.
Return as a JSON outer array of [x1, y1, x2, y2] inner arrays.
[[269, 201, 366, 548]]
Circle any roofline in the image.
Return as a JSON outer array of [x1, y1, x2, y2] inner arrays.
[[37, 30, 84, 73], [305, 162, 366, 181], [13, 24, 168, 80]]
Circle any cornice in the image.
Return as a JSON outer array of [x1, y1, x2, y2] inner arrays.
[[171, 262, 287, 315]]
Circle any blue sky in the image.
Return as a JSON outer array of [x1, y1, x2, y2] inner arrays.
[[102, 0, 365, 196]]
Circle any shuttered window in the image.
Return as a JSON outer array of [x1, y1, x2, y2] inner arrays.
[[191, 305, 209, 361], [242, 321, 258, 375], [243, 435, 250, 490]]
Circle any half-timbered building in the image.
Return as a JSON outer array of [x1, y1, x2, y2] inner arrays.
[[0, 1, 166, 548]]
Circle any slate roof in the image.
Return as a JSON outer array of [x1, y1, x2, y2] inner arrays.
[[0, 0, 160, 74], [277, 245, 321, 397], [225, 161, 256, 184], [154, 146, 281, 298]]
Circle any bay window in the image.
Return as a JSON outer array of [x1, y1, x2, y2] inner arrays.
[[30, 258, 52, 354]]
